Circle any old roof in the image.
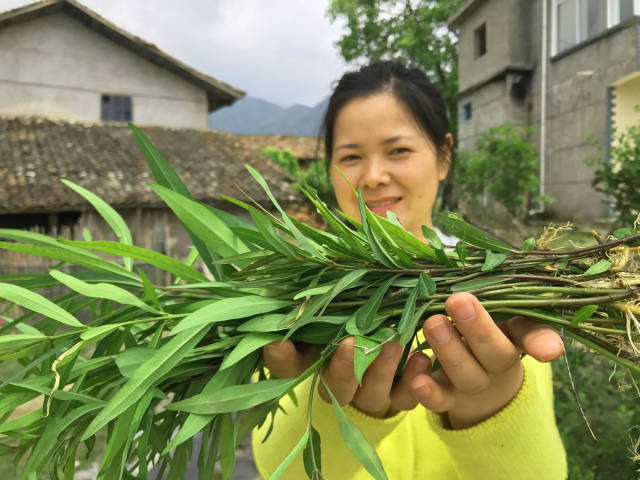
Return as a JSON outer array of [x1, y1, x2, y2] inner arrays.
[[212, 132, 321, 160], [0, 116, 297, 214], [0, 0, 245, 112]]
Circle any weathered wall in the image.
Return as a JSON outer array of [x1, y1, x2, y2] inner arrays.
[[0, 13, 208, 128], [455, 0, 639, 220]]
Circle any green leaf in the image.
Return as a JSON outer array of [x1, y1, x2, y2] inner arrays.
[[61, 179, 134, 272], [267, 428, 310, 480], [246, 165, 323, 258], [397, 287, 419, 345], [138, 268, 162, 311], [302, 425, 322, 479], [438, 212, 514, 253], [249, 208, 301, 259], [0, 283, 83, 328], [167, 378, 296, 414], [417, 273, 436, 299], [353, 277, 395, 334], [60, 241, 207, 284], [115, 347, 156, 378], [353, 335, 382, 385], [170, 296, 293, 335], [481, 250, 507, 271], [572, 305, 599, 324], [420, 226, 442, 249], [82, 324, 211, 440], [321, 378, 388, 480], [219, 413, 238, 480], [237, 313, 290, 333], [49, 270, 160, 314], [294, 285, 334, 300], [219, 332, 282, 370], [450, 278, 506, 293], [0, 334, 48, 350], [522, 237, 536, 251], [357, 187, 396, 268], [455, 241, 467, 265], [0, 242, 139, 281], [584, 259, 612, 276], [150, 184, 250, 259], [613, 227, 635, 239]]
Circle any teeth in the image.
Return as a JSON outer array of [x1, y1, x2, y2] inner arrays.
[[368, 199, 398, 208]]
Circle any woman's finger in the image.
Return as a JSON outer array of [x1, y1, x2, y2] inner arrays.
[[318, 337, 359, 406], [263, 340, 317, 378], [390, 351, 431, 411], [445, 293, 521, 374], [410, 369, 456, 413], [351, 342, 403, 416], [422, 314, 490, 394], [504, 316, 565, 362]]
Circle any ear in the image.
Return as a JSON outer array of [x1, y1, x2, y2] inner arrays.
[[438, 133, 453, 181]]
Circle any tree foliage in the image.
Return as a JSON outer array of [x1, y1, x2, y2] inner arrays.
[[455, 124, 551, 221], [327, 0, 464, 135], [588, 124, 640, 227]]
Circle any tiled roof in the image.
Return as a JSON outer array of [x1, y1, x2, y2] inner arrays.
[[214, 133, 321, 160], [0, 0, 244, 112], [0, 116, 297, 214]]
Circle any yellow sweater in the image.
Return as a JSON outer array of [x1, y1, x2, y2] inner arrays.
[[252, 355, 567, 479]]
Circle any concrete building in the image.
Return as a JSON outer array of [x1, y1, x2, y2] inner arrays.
[[0, 0, 244, 128], [450, 0, 640, 220]]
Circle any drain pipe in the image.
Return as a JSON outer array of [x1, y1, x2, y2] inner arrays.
[[530, 0, 548, 215]]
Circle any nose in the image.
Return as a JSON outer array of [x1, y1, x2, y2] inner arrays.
[[361, 157, 390, 190]]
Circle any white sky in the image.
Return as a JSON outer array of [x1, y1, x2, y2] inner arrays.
[[0, 0, 353, 107]]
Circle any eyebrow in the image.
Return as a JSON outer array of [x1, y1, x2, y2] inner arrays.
[[334, 136, 415, 151]]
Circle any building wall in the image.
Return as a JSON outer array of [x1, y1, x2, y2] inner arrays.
[[455, 0, 639, 220], [0, 13, 208, 128], [613, 73, 640, 131], [457, 0, 532, 94]]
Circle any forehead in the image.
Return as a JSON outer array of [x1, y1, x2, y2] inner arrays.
[[333, 92, 425, 143]]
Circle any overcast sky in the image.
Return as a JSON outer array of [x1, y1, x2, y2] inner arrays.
[[0, 0, 353, 107]]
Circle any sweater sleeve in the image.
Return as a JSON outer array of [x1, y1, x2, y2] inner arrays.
[[422, 356, 567, 480]]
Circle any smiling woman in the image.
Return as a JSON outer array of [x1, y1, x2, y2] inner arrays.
[[254, 61, 568, 479]]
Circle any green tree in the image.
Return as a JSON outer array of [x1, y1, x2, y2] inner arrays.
[[455, 124, 551, 221], [588, 124, 640, 227], [327, 0, 464, 208]]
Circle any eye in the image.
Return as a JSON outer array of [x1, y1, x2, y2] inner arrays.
[[338, 154, 360, 163], [390, 147, 410, 156]]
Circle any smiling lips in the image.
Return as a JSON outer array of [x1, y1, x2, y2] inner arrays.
[[366, 197, 402, 213]]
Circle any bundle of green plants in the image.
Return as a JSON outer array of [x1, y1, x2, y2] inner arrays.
[[0, 125, 639, 480]]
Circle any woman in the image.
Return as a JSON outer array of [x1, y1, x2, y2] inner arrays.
[[253, 61, 567, 479]]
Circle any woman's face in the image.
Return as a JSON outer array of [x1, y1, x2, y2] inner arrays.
[[330, 91, 450, 240]]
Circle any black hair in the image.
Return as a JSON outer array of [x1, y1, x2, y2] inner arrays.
[[322, 61, 450, 163]]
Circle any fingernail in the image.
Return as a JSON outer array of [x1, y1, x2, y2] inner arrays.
[[427, 319, 452, 345], [382, 342, 399, 357], [451, 300, 476, 324]]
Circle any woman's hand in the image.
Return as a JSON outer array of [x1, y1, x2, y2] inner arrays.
[[410, 292, 565, 429], [263, 336, 429, 418], [263, 291, 565, 425]]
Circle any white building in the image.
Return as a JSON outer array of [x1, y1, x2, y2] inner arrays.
[[0, 0, 244, 128]]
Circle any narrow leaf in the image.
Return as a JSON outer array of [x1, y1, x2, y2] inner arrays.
[[61, 179, 134, 271], [584, 259, 612, 276], [219, 332, 281, 370], [321, 379, 388, 480], [397, 287, 418, 345], [438, 212, 514, 253], [572, 305, 599, 324], [353, 335, 382, 385], [170, 296, 293, 335], [267, 428, 310, 480], [481, 250, 507, 272], [0, 283, 83, 328]]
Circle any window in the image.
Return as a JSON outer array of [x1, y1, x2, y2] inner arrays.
[[474, 23, 487, 58], [462, 103, 472, 122], [608, 0, 638, 27], [553, 0, 608, 54], [101, 95, 132, 122]]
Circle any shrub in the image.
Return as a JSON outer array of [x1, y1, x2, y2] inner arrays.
[[454, 124, 551, 221], [260, 147, 335, 208], [587, 124, 640, 227]]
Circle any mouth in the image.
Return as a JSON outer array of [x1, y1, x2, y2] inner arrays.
[[365, 197, 402, 213]]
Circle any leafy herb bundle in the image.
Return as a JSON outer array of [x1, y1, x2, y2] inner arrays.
[[0, 125, 639, 480]]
